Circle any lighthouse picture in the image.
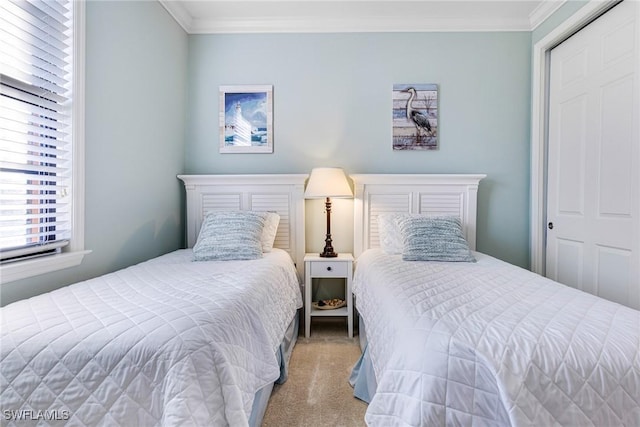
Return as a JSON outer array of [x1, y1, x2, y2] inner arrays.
[[219, 85, 273, 153]]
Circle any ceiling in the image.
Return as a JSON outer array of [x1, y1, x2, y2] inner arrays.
[[159, 0, 566, 34]]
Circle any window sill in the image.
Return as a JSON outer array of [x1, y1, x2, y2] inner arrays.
[[0, 250, 92, 285]]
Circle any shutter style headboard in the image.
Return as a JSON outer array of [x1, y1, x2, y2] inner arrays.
[[351, 174, 486, 257], [177, 174, 307, 279]]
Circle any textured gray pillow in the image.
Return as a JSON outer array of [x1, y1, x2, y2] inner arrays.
[[396, 215, 476, 262], [193, 211, 267, 261]]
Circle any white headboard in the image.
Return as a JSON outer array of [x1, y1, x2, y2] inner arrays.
[[177, 174, 307, 279], [351, 174, 486, 257]]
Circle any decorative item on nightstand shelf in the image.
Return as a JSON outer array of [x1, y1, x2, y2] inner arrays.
[[304, 167, 353, 258], [312, 298, 346, 310]]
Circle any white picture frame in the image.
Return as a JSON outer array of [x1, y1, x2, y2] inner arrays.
[[392, 83, 439, 150], [219, 85, 273, 153]]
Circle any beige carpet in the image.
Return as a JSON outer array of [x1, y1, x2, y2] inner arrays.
[[262, 318, 368, 427]]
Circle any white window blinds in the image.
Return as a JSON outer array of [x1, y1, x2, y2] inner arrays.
[[0, 0, 74, 262]]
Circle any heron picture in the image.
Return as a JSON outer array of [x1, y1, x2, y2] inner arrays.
[[393, 84, 438, 150], [219, 85, 273, 153]]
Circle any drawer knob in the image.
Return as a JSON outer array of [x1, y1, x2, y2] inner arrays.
[[326, 266, 332, 271]]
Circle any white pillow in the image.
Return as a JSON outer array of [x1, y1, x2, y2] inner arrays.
[[261, 212, 280, 252], [377, 213, 411, 254]]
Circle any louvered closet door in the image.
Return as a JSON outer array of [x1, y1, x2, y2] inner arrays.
[[546, 0, 640, 309]]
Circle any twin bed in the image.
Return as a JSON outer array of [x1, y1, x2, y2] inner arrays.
[[0, 174, 306, 427], [2, 173, 639, 426], [349, 174, 640, 426]]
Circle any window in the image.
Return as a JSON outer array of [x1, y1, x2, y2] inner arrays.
[[0, 0, 87, 284]]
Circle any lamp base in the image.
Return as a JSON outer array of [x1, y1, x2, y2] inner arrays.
[[319, 235, 338, 257], [319, 197, 338, 257], [319, 249, 338, 258]]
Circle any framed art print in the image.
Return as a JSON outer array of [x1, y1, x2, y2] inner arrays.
[[392, 84, 438, 150], [219, 85, 273, 153]]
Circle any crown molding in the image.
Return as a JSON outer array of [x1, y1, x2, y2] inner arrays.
[[189, 15, 532, 34], [159, 1, 565, 34], [158, 0, 192, 33], [529, 0, 567, 30]]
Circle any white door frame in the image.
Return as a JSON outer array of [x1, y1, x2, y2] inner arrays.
[[530, 0, 619, 275]]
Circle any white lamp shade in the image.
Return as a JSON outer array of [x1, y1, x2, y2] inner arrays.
[[304, 167, 353, 199]]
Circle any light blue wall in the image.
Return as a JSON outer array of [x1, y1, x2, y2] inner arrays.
[[3, 2, 595, 305], [0, 1, 188, 305], [187, 32, 533, 267]]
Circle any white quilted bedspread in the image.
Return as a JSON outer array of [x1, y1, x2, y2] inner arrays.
[[354, 249, 640, 427], [0, 249, 302, 426]]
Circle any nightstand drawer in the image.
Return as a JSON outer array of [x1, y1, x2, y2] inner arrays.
[[310, 261, 349, 277]]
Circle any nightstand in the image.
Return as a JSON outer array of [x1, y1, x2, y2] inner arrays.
[[304, 253, 354, 338]]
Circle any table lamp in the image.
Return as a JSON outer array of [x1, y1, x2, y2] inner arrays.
[[305, 167, 353, 257]]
